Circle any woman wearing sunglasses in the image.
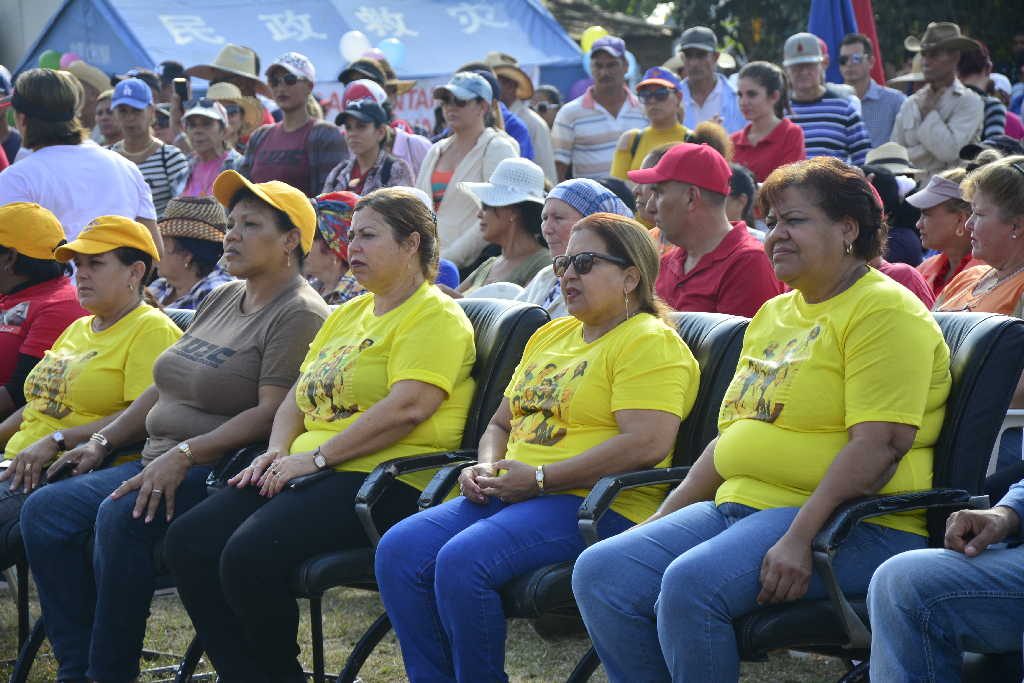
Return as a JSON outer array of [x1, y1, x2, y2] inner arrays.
[[375, 212, 699, 682], [610, 67, 690, 181], [414, 72, 518, 271]]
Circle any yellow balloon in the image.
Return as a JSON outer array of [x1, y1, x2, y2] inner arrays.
[[580, 25, 610, 54]]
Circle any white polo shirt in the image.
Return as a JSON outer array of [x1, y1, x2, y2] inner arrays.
[[552, 86, 648, 179]]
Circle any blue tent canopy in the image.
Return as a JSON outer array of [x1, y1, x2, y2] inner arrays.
[[17, 0, 584, 85]]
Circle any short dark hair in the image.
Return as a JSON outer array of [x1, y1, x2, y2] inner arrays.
[[958, 42, 992, 78], [536, 85, 562, 106], [168, 236, 224, 278], [112, 247, 156, 294], [512, 201, 546, 246], [841, 33, 873, 55], [229, 188, 305, 266], [0, 247, 68, 284], [758, 157, 884, 261], [728, 163, 757, 226], [14, 68, 87, 149]]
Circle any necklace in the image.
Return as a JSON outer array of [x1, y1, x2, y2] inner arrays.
[[121, 138, 158, 160], [972, 262, 1024, 297]]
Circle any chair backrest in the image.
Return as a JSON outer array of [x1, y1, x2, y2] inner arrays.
[[163, 307, 196, 332], [929, 312, 1024, 541], [669, 312, 749, 466], [456, 298, 550, 447]]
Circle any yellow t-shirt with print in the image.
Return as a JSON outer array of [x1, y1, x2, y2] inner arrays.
[[714, 268, 951, 536], [290, 283, 476, 490], [610, 123, 690, 181], [503, 313, 699, 523], [4, 304, 182, 459]]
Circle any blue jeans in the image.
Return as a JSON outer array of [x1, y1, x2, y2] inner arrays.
[[572, 501, 927, 683], [374, 494, 633, 683], [20, 460, 211, 682], [868, 545, 1024, 682]]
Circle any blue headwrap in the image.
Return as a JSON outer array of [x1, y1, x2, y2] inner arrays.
[[547, 178, 633, 219]]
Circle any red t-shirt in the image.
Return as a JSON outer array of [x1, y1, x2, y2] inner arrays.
[[0, 144, 8, 172], [248, 120, 315, 195], [875, 259, 936, 309], [655, 222, 785, 317], [0, 276, 87, 384], [731, 118, 806, 182]]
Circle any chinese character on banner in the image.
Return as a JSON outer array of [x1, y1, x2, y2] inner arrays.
[[259, 10, 328, 42], [446, 3, 509, 34], [353, 6, 419, 38], [158, 15, 226, 46]]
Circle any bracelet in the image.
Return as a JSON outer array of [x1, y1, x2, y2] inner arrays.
[[535, 464, 546, 492], [89, 432, 113, 454]]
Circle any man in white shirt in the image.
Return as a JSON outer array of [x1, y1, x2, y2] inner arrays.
[[486, 52, 558, 184], [676, 26, 745, 133], [552, 36, 647, 180], [0, 68, 159, 249]]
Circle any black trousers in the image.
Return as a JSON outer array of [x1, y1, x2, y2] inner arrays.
[[164, 471, 420, 683], [0, 480, 29, 569]]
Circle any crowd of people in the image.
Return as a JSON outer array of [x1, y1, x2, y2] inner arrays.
[[0, 15, 1022, 683]]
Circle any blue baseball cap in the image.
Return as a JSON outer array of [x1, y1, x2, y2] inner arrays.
[[111, 77, 153, 110], [433, 72, 492, 103], [590, 36, 626, 59], [638, 67, 683, 92]]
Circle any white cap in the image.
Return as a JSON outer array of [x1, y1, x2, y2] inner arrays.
[[183, 98, 228, 126], [268, 52, 315, 82]]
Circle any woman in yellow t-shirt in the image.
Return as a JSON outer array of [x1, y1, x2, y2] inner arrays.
[[574, 157, 951, 682], [375, 213, 699, 681], [0, 216, 180, 559], [163, 187, 475, 682], [610, 67, 690, 182]]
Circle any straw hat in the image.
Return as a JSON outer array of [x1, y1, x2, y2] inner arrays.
[[483, 52, 534, 100], [375, 57, 416, 97], [158, 196, 229, 243], [865, 142, 923, 176], [888, 55, 923, 85], [64, 60, 111, 94], [205, 82, 263, 133], [186, 44, 272, 97]]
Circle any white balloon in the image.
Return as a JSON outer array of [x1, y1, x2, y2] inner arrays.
[[340, 31, 372, 63]]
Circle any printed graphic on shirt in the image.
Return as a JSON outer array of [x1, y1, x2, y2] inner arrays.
[[720, 325, 821, 423], [169, 334, 237, 369], [296, 338, 374, 422], [0, 301, 29, 332], [508, 359, 588, 447], [23, 350, 98, 419]]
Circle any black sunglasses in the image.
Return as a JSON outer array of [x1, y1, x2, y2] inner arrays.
[[838, 54, 866, 66], [638, 87, 673, 103], [437, 93, 472, 108], [185, 97, 217, 109], [223, 104, 241, 116], [532, 102, 558, 114], [267, 73, 300, 88], [552, 251, 630, 277]]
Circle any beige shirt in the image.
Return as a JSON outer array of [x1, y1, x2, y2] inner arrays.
[[142, 278, 328, 463], [890, 79, 983, 178], [510, 99, 557, 183]]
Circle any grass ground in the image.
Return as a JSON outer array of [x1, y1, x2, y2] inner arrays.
[[0, 582, 849, 682]]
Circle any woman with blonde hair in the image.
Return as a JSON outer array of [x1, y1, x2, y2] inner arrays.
[[376, 212, 699, 682]]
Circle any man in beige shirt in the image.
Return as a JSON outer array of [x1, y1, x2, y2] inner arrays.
[[891, 22, 983, 178]]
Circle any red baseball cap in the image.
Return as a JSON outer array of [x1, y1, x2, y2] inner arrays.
[[627, 143, 732, 196]]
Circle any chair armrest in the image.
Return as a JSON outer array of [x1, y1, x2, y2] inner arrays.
[[205, 443, 268, 491], [577, 466, 692, 546], [354, 449, 478, 547], [810, 488, 987, 651], [419, 462, 477, 509]]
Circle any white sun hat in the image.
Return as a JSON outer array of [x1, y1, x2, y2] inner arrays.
[[461, 158, 546, 207]]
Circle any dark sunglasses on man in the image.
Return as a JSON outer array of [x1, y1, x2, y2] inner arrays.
[[552, 251, 630, 277], [838, 53, 867, 66], [532, 102, 559, 114], [267, 73, 301, 88], [638, 87, 673, 103]]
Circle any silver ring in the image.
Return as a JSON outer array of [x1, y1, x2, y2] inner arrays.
[[152, 489, 163, 495]]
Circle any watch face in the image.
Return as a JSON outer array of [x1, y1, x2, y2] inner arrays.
[[315, 453, 327, 469]]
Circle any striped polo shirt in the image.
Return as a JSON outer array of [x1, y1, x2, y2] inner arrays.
[[789, 85, 871, 165], [112, 141, 189, 217], [552, 87, 648, 179]]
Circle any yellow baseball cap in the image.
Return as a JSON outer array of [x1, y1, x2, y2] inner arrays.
[[0, 202, 67, 260], [54, 215, 160, 263], [212, 170, 316, 254]]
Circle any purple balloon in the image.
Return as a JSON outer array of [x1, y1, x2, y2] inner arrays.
[[568, 78, 593, 100], [59, 52, 81, 68], [362, 48, 387, 62]]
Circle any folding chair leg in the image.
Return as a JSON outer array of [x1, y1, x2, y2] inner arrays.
[[9, 617, 46, 683], [309, 596, 326, 683], [565, 646, 600, 683], [337, 612, 391, 683], [174, 635, 205, 683], [16, 558, 29, 648]]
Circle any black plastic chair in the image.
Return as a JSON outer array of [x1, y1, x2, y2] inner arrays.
[[343, 311, 749, 682], [286, 298, 549, 683], [573, 311, 1024, 683]]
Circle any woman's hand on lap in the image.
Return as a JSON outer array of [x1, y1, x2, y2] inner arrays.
[[757, 532, 812, 605], [2, 437, 60, 492], [258, 453, 317, 498], [459, 463, 495, 504], [45, 441, 106, 482], [111, 449, 191, 523], [477, 459, 539, 503], [230, 450, 283, 488]]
